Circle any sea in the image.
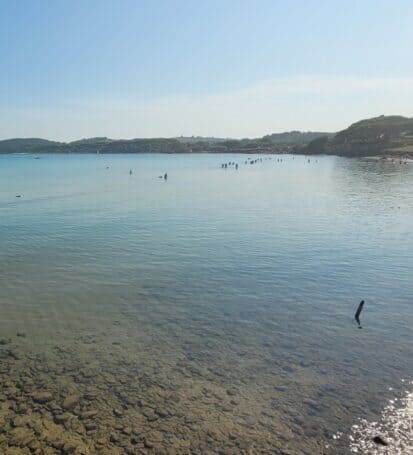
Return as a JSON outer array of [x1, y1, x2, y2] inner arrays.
[[0, 153, 412, 454]]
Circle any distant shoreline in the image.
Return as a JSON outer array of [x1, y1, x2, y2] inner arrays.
[[2, 151, 412, 160], [1, 115, 413, 158]]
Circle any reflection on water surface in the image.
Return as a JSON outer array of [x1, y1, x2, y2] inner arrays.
[[0, 154, 412, 454]]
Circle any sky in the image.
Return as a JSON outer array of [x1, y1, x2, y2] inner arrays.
[[1, 0, 413, 140]]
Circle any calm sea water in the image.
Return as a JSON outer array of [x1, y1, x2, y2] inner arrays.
[[0, 153, 412, 453]]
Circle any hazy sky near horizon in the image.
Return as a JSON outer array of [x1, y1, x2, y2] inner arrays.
[[1, 0, 413, 140]]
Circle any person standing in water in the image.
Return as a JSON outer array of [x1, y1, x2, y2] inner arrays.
[[129, 169, 133, 175], [164, 173, 168, 180]]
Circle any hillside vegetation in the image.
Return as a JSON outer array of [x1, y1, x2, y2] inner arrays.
[[1, 116, 412, 156], [0, 138, 62, 154], [300, 115, 413, 157], [263, 131, 333, 145], [0, 134, 327, 155]]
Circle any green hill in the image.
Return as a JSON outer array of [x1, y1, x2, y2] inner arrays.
[[0, 137, 188, 154], [0, 138, 62, 154], [1, 116, 412, 156], [300, 115, 413, 157], [263, 130, 333, 145], [69, 137, 112, 145]]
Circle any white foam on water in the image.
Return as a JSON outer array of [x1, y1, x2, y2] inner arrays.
[[346, 380, 413, 454]]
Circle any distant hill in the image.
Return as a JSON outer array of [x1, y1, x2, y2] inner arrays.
[[0, 137, 188, 154], [0, 138, 62, 154], [174, 132, 334, 154], [263, 131, 334, 145], [300, 115, 413, 157], [175, 136, 231, 144], [0, 133, 319, 155], [1, 116, 412, 156], [69, 137, 113, 145], [176, 131, 334, 148]]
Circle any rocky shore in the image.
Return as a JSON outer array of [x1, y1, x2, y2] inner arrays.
[[0, 278, 405, 454], [0, 317, 340, 455], [0, 337, 290, 454]]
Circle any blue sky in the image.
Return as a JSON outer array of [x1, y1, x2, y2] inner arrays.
[[1, 0, 413, 140]]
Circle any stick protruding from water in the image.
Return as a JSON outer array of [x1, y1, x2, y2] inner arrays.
[[355, 300, 365, 328]]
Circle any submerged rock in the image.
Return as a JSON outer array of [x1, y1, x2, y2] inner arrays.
[[31, 391, 53, 404], [84, 422, 97, 431], [11, 415, 32, 427], [121, 426, 132, 435], [80, 410, 98, 420], [372, 435, 389, 446], [62, 394, 81, 410], [9, 427, 35, 447], [54, 413, 72, 424]]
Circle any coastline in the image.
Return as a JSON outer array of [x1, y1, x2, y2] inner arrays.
[[1, 150, 413, 159], [1, 115, 413, 159]]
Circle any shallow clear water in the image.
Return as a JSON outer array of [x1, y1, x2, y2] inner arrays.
[[0, 153, 412, 454]]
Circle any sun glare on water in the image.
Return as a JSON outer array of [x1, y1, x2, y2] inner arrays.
[[334, 379, 413, 454]]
